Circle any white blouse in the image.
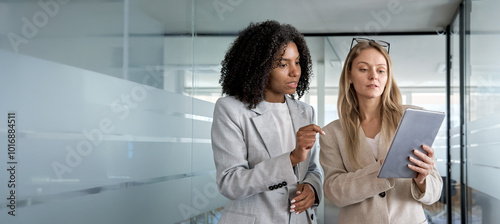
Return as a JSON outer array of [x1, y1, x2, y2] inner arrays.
[[365, 132, 380, 159], [263, 101, 296, 154]]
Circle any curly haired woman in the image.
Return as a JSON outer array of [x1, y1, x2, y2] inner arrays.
[[211, 20, 324, 224]]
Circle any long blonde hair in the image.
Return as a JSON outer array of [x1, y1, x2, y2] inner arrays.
[[338, 41, 403, 169]]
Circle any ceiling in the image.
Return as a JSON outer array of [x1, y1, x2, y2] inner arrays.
[[138, 0, 461, 34], [0, 0, 467, 90], [137, 0, 461, 90]]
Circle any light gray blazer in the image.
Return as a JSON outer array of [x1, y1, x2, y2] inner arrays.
[[211, 96, 323, 224]]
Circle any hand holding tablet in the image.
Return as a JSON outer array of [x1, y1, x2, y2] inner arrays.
[[378, 108, 445, 178]]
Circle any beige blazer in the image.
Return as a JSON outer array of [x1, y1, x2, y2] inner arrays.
[[211, 96, 323, 224], [319, 106, 442, 224]]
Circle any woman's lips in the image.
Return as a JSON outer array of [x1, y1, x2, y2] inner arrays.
[[287, 82, 298, 88]]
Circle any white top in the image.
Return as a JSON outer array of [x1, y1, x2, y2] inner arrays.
[[365, 132, 380, 159], [263, 101, 295, 154]]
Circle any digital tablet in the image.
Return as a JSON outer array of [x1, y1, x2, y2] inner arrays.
[[377, 108, 445, 178]]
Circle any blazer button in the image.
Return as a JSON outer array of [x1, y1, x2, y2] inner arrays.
[[278, 183, 283, 188], [269, 186, 274, 190], [282, 181, 287, 186], [379, 192, 386, 198]]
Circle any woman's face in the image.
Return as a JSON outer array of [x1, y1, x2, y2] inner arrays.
[[265, 42, 301, 103], [349, 48, 388, 102]]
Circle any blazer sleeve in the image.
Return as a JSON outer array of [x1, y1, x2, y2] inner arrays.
[[411, 165, 443, 205], [211, 98, 298, 200], [302, 105, 324, 206], [319, 123, 395, 207], [405, 104, 443, 204]]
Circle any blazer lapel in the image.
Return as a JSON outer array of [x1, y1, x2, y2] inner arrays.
[[358, 128, 378, 166], [377, 127, 390, 162], [286, 97, 309, 180], [250, 102, 282, 158], [286, 96, 307, 133]]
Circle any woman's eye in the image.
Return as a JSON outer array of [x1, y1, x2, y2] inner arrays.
[[378, 70, 386, 73], [276, 62, 286, 68], [359, 68, 367, 72]]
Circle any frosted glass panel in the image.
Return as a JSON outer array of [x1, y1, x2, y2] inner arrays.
[[467, 1, 500, 223], [466, 114, 500, 222], [0, 49, 225, 223]]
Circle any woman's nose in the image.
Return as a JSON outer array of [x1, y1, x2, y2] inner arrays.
[[290, 64, 300, 77], [368, 68, 378, 80]]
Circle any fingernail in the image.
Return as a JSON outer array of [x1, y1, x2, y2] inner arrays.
[[296, 212, 300, 214], [321, 131, 326, 135], [291, 205, 296, 209], [297, 191, 301, 194], [291, 199, 296, 203], [290, 209, 295, 212]]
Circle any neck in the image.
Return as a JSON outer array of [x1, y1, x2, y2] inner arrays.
[[358, 97, 381, 122], [265, 94, 286, 103]]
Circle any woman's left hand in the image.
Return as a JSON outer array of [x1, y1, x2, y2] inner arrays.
[[290, 183, 316, 214], [408, 144, 435, 192]]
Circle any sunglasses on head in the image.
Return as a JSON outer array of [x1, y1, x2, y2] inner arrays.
[[350, 37, 390, 54]]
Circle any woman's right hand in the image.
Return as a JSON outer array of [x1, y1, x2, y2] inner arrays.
[[290, 124, 325, 166]]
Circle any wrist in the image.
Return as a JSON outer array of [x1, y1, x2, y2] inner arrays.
[[290, 150, 299, 167], [413, 178, 427, 192], [306, 183, 319, 202]]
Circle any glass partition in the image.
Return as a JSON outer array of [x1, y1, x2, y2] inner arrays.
[[466, 1, 500, 223], [0, 1, 226, 223], [449, 10, 462, 224]]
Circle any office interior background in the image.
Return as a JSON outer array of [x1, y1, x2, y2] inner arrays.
[[0, 0, 499, 223]]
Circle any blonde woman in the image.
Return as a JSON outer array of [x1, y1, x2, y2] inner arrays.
[[319, 38, 442, 224]]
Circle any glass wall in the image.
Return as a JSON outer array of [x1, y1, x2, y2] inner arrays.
[[447, 1, 500, 223], [0, 1, 227, 223], [449, 10, 463, 223], [466, 0, 500, 223]]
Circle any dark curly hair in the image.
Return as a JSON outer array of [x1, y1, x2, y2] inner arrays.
[[219, 20, 313, 109]]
